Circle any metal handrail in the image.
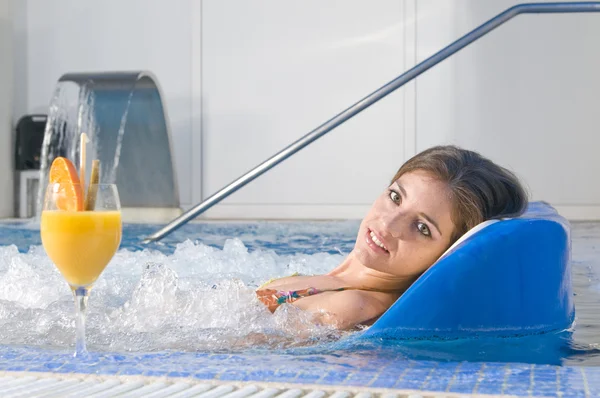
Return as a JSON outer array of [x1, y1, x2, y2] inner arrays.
[[144, 2, 600, 243]]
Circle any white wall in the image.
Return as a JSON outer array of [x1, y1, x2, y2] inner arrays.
[[11, 0, 600, 220], [13, 0, 197, 209], [0, 0, 13, 217], [201, 0, 413, 218], [416, 0, 600, 219]]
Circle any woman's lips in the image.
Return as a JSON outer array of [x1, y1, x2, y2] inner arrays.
[[366, 228, 389, 254]]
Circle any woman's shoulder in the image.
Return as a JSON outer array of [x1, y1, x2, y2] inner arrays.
[[259, 273, 336, 290], [258, 272, 303, 289], [303, 289, 389, 329]]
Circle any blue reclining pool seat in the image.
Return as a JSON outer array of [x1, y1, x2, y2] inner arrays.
[[362, 201, 574, 340]]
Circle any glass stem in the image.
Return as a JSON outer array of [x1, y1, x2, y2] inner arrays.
[[73, 287, 89, 357]]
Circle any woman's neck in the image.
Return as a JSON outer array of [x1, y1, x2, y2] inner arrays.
[[326, 251, 416, 293]]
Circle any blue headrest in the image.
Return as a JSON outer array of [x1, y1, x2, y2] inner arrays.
[[362, 201, 573, 340]]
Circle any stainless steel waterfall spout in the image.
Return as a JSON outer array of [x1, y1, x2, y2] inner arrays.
[[58, 71, 180, 218], [144, 2, 600, 243]]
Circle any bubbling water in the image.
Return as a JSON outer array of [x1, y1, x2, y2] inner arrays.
[[0, 239, 347, 352]]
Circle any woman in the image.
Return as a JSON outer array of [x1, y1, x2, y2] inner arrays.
[[256, 145, 528, 330]]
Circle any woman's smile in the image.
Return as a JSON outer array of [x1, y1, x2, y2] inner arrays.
[[366, 228, 389, 254]]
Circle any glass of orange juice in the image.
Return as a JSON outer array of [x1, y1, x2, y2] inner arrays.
[[41, 182, 122, 357]]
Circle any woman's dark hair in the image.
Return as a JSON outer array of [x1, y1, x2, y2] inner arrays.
[[391, 145, 528, 243]]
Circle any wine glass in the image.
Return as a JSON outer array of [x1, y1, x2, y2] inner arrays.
[[40, 183, 122, 356]]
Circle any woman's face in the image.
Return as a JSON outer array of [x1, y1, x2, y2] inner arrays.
[[354, 170, 456, 279]]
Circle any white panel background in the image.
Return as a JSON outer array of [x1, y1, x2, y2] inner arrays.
[[0, 0, 13, 217], [5, 0, 600, 220]]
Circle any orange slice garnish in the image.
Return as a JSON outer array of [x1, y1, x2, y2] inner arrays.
[[49, 157, 84, 211]]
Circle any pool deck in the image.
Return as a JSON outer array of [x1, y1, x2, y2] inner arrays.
[[0, 371, 547, 397], [0, 347, 595, 398]]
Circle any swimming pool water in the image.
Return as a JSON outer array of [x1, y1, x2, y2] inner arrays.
[[0, 219, 599, 396]]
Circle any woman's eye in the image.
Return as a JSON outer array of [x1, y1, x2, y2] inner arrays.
[[389, 190, 400, 204], [417, 222, 431, 237]]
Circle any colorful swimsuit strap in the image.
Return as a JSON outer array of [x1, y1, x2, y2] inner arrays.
[[256, 274, 403, 311], [268, 285, 401, 306]]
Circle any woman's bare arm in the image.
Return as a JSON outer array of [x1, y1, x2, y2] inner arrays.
[[291, 290, 385, 330]]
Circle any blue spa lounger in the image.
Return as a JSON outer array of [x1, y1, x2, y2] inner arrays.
[[363, 201, 573, 340]]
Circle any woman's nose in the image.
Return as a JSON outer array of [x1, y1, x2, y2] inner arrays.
[[380, 211, 408, 238]]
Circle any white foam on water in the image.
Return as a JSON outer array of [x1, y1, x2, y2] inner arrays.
[[0, 239, 346, 352]]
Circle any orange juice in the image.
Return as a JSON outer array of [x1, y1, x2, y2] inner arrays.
[[41, 210, 122, 287]]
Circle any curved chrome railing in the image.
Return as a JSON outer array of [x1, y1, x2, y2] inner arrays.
[[144, 2, 600, 243]]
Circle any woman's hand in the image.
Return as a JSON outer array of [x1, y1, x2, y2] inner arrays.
[[255, 288, 281, 313]]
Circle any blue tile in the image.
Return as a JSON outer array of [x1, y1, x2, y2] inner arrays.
[[297, 374, 323, 383], [459, 362, 484, 371], [560, 392, 587, 398], [108, 361, 137, 367], [56, 363, 94, 373], [506, 375, 531, 387], [321, 373, 351, 384], [270, 375, 300, 383], [0, 344, 590, 398], [505, 383, 532, 393], [583, 367, 600, 376], [558, 368, 581, 378], [447, 380, 478, 392], [426, 369, 455, 378], [480, 367, 506, 375], [25, 366, 57, 373], [451, 373, 480, 384], [400, 368, 434, 382], [330, 369, 355, 378], [346, 372, 376, 381], [447, 384, 478, 394], [194, 371, 218, 379], [395, 379, 425, 390], [4, 366, 28, 372], [274, 369, 299, 378], [422, 374, 454, 385], [381, 365, 412, 375], [218, 371, 250, 381], [144, 370, 169, 377], [347, 366, 377, 373], [0, 352, 21, 360], [560, 387, 587, 397], [43, 362, 64, 370], [506, 367, 531, 375], [479, 376, 505, 385], [95, 367, 127, 375], [344, 379, 374, 387], [534, 370, 558, 380], [369, 377, 398, 389], [531, 387, 559, 397], [247, 370, 276, 380], [194, 369, 220, 379], [410, 361, 437, 369], [504, 387, 531, 396], [119, 367, 143, 376], [192, 352, 210, 359], [208, 354, 231, 360], [534, 381, 558, 390], [560, 375, 586, 390], [53, 365, 82, 374], [168, 371, 192, 378], [560, 371, 584, 380], [435, 361, 460, 369], [421, 380, 452, 392], [105, 354, 127, 361], [476, 384, 505, 395], [586, 376, 600, 387]]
